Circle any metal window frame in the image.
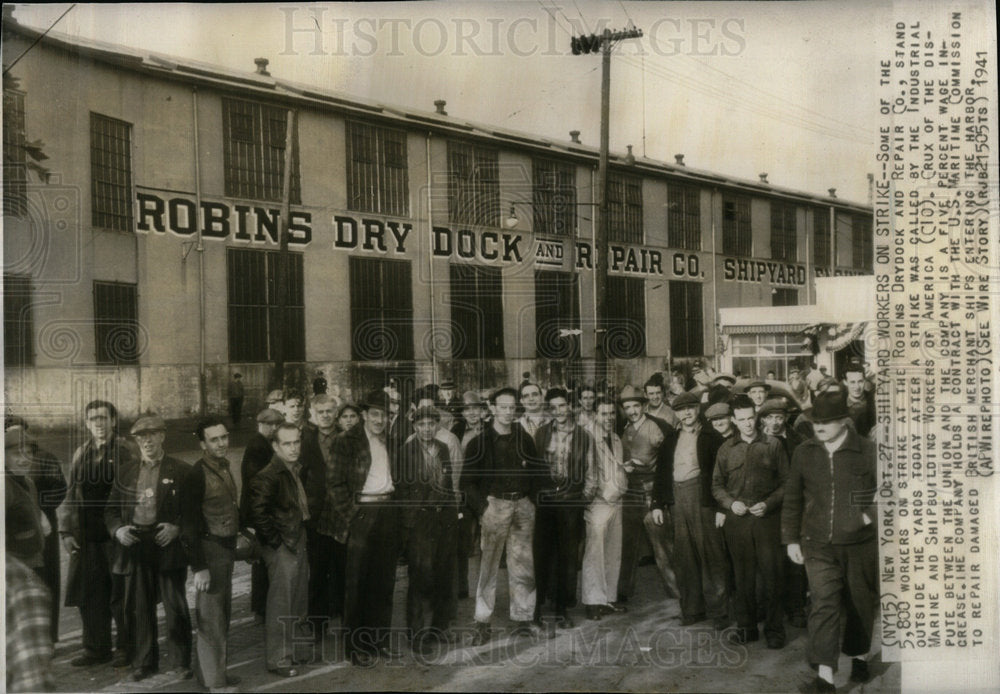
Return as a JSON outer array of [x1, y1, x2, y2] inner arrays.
[[222, 97, 301, 204], [447, 140, 500, 227], [90, 112, 134, 232], [3, 273, 34, 366], [93, 280, 138, 364], [349, 256, 415, 361], [532, 158, 577, 237], [669, 280, 703, 357], [448, 263, 504, 360], [346, 120, 409, 216], [3, 87, 27, 218], [534, 269, 580, 359]]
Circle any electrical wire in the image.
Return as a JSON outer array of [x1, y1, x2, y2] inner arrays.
[[3, 4, 77, 76]]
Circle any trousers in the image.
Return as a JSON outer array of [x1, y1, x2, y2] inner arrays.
[[344, 505, 399, 657], [306, 528, 346, 628], [724, 511, 784, 642], [671, 478, 730, 620], [261, 530, 309, 669], [618, 488, 678, 599], [124, 534, 192, 671], [77, 539, 129, 657], [406, 509, 458, 632], [581, 500, 622, 606], [475, 496, 536, 623], [802, 538, 878, 671], [532, 502, 583, 616], [195, 539, 234, 688]]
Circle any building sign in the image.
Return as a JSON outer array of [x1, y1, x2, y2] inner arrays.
[[722, 257, 807, 286], [134, 191, 733, 285], [814, 267, 871, 278]]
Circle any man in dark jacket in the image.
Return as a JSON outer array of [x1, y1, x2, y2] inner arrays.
[[532, 387, 591, 628], [462, 387, 544, 645], [248, 422, 311, 678], [843, 365, 875, 437], [327, 390, 401, 666], [181, 418, 242, 691], [617, 385, 678, 603], [782, 390, 878, 693], [712, 395, 789, 649], [5, 417, 67, 642], [105, 416, 192, 682], [58, 400, 135, 668], [651, 392, 729, 630], [398, 406, 460, 652], [240, 407, 284, 622]]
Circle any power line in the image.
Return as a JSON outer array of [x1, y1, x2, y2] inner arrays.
[[3, 4, 77, 76]]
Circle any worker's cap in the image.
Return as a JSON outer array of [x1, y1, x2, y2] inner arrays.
[[256, 408, 285, 424], [130, 415, 166, 436], [705, 402, 731, 421]]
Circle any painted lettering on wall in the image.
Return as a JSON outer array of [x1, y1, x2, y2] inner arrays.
[[136, 192, 312, 245], [722, 257, 806, 286]]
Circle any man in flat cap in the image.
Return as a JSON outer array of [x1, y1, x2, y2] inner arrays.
[[712, 395, 789, 649], [782, 390, 878, 692], [106, 415, 192, 682], [328, 390, 401, 666], [58, 399, 136, 668], [652, 392, 730, 630], [705, 402, 735, 441], [616, 385, 679, 604], [398, 406, 460, 652], [240, 407, 285, 623]]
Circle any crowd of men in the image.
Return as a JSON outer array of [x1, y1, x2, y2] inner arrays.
[[5, 362, 877, 694]]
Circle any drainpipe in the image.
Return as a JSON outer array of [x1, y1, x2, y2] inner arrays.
[[192, 87, 206, 416], [711, 188, 720, 372], [426, 132, 437, 378]]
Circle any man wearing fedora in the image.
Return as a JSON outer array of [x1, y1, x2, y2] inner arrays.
[[328, 389, 402, 666], [651, 392, 730, 630], [105, 415, 192, 682], [616, 385, 679, 603], [782, 390, 879, 693], [712, 395, 789, 649], [248, 422, 311, 678], [182, 417, 242, 692]]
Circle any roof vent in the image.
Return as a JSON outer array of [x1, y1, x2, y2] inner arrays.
[[625, 145, 635, 165], [569, 130, 581, 144], [434, 100, 447, 116], [759, 172, 769, 184], [254, 58, 270, 76], [674, 154, 685, 166], [828, 188, 837, 198]]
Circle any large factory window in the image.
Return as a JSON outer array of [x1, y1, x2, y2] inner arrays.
[[852, 214, 873, 270], [93, 281, 139, 364], [3, 86, 26, 217], [731, 333, 811, 381], [90, 113, 133, 231], [606, 276, 645, 358], [4, 274, 33, 366], [222, 98, 300, 204], [667, 185, 700, 251], [607, 173, 643, 244], [349, 257, 414, 361], [227, 249, 305, 363], [535, 270, 579, 359], [814, 208, 831, 267], [532, 159, 576, 236], [448, 141, 499, 227], [669, 281, 703, 357], [770, 201, 797, 262], [449, 264, 504, 360], [346, 121, 409, 216], [722, 197, 752, 257]]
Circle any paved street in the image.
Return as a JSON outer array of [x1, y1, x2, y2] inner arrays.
[[35, 420, 900, 693]]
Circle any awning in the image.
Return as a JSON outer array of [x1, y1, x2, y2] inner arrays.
[[722, 324, 810, 335], [824, 321, 868, 351]]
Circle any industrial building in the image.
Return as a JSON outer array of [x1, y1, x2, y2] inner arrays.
[[2, 16, 873, 424]]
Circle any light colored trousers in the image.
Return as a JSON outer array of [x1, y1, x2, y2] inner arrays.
[[581, 500, 622, 606], [475, 496, 536, 623]]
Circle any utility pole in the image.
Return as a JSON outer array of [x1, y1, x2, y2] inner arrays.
[[273, 109, 297, 390], [571, 27, 642, 387]]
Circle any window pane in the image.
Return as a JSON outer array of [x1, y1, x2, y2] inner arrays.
[[90, 113, 133, 231]]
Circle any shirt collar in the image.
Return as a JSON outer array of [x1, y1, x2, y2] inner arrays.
[[141, 452, 164, 467]]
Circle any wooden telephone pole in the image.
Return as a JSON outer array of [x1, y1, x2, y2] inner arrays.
[[571, 27, 643, 386]]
